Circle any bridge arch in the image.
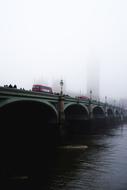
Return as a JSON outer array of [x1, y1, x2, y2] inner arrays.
[[64, 103, 89, 121], [0, 99, 58, 154], [0, 98, 59, 175], [92, 106, 105, 119], [0, 98, 58, 127], [0, 98, 58, 115]]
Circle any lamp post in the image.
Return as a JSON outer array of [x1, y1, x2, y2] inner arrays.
[[89, 90, 92, 119], [114, 100, 116, 107], [59, 79, 65, 137], [98, 97, 100, 105], [105, 96, 107, 118], [90, 90, 92, 102], [105, 96, 107, 105], [60, 79, 64, 96]]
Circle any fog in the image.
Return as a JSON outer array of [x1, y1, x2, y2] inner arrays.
[[0, 0, 127, 103]]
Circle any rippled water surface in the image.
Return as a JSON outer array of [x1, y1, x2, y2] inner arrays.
[[5, 124, 127, 190]]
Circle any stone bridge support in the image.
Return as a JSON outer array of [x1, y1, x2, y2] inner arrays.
[[58, 95, 65, 136]]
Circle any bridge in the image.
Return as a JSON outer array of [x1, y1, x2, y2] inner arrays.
[[0, 86, 126, 129], [0, 86, 127, 177]]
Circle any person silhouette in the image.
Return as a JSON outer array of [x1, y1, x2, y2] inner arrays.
[[14, 85, 17, 88], [9, 84, 12, 88]]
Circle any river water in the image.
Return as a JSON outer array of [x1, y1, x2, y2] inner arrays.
[[4, 123, 127, 190]]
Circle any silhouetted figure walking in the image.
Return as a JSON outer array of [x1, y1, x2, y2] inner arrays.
[[14, 85, 17, 89], [9, 84, 12, 88]]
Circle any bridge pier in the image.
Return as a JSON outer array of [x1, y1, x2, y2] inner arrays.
[[58, 95, 65, 138], [88, 99, 93, 120]]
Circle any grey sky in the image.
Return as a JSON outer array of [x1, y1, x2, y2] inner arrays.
[[0, 0, 127, 101]]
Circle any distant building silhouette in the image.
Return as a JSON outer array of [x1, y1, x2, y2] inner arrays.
[[86, 62, 100, 100]]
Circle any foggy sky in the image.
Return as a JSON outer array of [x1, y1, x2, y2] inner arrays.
[[0, 0, 127, 101]]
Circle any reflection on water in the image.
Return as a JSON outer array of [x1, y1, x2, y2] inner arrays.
[[3, 124, 127, 190]]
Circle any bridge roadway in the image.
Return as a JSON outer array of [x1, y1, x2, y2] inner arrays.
[[0, 86, 127, 177]]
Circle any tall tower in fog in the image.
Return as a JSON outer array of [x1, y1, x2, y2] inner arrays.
[[86, 62, 100, 100]]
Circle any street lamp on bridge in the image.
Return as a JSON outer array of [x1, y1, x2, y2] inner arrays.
[[105, 96, 107, 105], [60, 79, 64, 95], [114, 100, 116, 107], [90, 90, 92, 101]]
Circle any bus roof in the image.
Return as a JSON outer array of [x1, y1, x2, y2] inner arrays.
[[33, 84, 51, 88]]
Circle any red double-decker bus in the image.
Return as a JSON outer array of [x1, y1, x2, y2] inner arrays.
[[77, 96, 89, 100], [32, 84, 53, 94]]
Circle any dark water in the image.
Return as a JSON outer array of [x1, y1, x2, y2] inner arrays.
[[4, 123, 127, 190]]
